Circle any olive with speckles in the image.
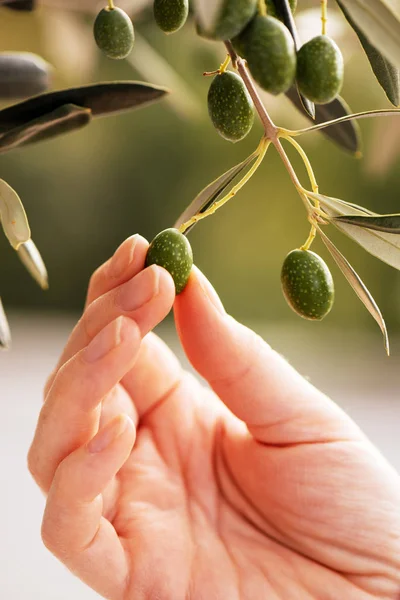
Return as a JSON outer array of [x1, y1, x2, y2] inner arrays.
[[265, 0, 297, 20], [281, 249, 334, 320], [296, 35, 344, 104], [208, 71, 254, 142], [145, 228, 193, 294], [197, 0, 257, 41], [93, 7, 134, 60], [232, 15, 296, 95], [154, 0, 189, 34]]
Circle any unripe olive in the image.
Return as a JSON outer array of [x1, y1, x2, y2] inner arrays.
[[197, 0, 257, 41], [232, 15, 296, 95], [265, 0, 297, 20], [145, 228, 193, 294], [208, 71, 254, 142], [93, 7, 134, 60], [281, 249, 334, 320], [154, 0, 189, 34], [296, 35, 344, 104]]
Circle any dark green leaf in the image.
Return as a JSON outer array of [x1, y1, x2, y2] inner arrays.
[[0, 52, 50, 99], [1, 0, 34, 10], [293, 108, 400, 135], [334, 213, 400, 233], [0, 104, 92, 153], [318, 227, 389, 355], [0, 81, 169, 134], [271, 0, 315, 118], [337, 1, 399, 106], [286, 87, 361, 154], [174, 152, 257, 233]]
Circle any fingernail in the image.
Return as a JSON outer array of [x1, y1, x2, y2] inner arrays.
[[84, 317, 123, 363], [109, 236, 137, 279], [87, 415, 129, 454], [196, 267, 225, 314], [117, 265, 159, 312]]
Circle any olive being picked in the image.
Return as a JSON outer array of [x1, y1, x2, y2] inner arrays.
[[208, 71, 254, 142], [281, 249, 334, 320], [145, 228, 193, 294], [93, 6, 134, 60]]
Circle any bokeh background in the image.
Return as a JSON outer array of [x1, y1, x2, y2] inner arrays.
[[0, 1, 399, 598]]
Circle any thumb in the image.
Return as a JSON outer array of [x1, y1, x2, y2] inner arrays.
[[174, 267, 363, 445]]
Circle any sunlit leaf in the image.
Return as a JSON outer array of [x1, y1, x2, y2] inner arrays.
[[286, 89, 360, 153], [0, 82, 169, 134], [293, 108, 400, 136], [337, 1, 399, 106], [310, 192, 400, 270], [0, 298, 11, 350], [174, 152, 258, 232], [334, 214, 400, 233], [0, 104, 92, 153], [18, 240, 48, 290], [337, 0, 400, 68], [0, 52, 50, 99], [0, 179, 30, 249], [318, 227, 389, 355]]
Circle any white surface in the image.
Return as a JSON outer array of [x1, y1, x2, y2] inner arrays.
[[1, 313, 399, 599]]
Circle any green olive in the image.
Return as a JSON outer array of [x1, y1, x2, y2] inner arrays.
[[145, 228, 193, 294], [281, 249, 334, 320], [197, 0, 257, 41], [154, 0, 189, 34], [232, 15, 296, 95], [93, 7, 134, 60], [207, 71, 254, 142], [296, 35, 344, 104], [265, 0, 297, 20]]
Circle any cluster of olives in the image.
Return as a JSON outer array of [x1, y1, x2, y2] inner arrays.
[[93, 0, 189, 59]]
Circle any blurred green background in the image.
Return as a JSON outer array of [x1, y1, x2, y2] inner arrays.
[[0, 0, 399, 340]]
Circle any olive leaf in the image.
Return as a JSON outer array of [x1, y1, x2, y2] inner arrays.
[[1, 0, 34, 10], [174, 152, 258, 232], [310, 192, 400, 270], [0, 179, 30, 249], [0, 104, 92, 153], [0, 82, 169, 134], [334, 0, 400, 68], [286, 88, 361, 154], [293, 107, 400, 136], [270, 0, 315, 119], [0, 53, 50, 99], [318, 227, 389, 355], [337, 1, 399, 106], [18, 240, 48, 290], [0, 298, 11, 350], [334, 214, 400, 234]]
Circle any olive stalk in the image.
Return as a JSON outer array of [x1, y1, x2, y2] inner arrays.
[[321, 0, 328, 35], [107, 0, 114, 9]]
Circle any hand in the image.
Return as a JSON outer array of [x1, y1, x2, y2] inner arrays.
[[28, 235, 400, 600]]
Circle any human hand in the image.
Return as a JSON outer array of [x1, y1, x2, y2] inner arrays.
[[28, 235, 400, 600]]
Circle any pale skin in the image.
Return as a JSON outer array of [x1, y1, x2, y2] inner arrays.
[[28, 234, 400, 600]]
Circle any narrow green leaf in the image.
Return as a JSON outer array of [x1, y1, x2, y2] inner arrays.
[[1, 0, 34, 10], [174, 152, 257, 233], [311, 192, 400, 270], [318, 227, 389, 355], [334, 214, 400, 233], [336, 0, 400, 69], [18, 240, 48, 290], [0, 52, 50, 99], [286, 88, 360, 153], [0, 82, 169, 134], [337, 1, 399, 106], [0, 298, 11, 350], [0, 104, 92, 153], [293, 108, 400, 135], [0, 178, 30, 249]]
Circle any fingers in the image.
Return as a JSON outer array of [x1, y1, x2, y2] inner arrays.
[[41, 414, 134, 600], [174, 267, 363, 445], [29, 317, 140, 492]]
